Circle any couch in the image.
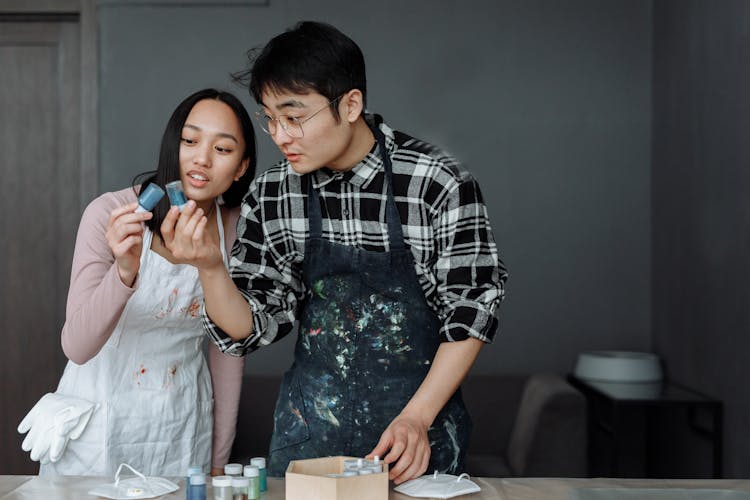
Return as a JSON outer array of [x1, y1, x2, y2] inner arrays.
[[230, 372, 587, 477]]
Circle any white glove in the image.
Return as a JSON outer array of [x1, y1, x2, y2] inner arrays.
[[18, 393, 97, 464]]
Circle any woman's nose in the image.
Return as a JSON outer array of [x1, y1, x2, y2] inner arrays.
[[194, 144, 212, 166]]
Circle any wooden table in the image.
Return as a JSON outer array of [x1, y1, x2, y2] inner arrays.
[[2, 475, 750, 499]]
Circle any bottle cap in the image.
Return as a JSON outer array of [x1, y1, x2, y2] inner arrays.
[[232, 477, 250, 487], [243, 465, 260, 477], [250, 457, 266, 468], [187, 465, 203, 476], [189, 473, 206, 485], [224, 463, 243, 476], [212, 476, 233, 487], [135, 183, 165, 212]]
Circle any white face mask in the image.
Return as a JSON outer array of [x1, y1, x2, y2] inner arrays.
[[393, 471, 481, 499], [87, 463, 179, 499]]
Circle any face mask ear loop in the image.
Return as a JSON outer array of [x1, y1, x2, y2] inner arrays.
[[114, 463, 149, 489], [456, 473, 471, 482]]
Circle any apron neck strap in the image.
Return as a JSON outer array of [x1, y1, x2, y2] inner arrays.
[[307, 122, 405, 250]]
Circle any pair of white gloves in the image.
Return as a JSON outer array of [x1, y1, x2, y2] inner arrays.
[[17, 393, 97, 464]]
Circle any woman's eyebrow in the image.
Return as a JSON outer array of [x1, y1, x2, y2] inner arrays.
[[183, 123, 239, 143]]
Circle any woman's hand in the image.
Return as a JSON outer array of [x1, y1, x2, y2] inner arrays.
[[368, 410, 431, 484], [105, 202, 152, 287], [161, 201, 224, 271]]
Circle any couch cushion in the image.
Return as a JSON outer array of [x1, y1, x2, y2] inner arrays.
[[507, 372, 587, 477], [461, 375, 527, 456], [465, 453, 513, 477]]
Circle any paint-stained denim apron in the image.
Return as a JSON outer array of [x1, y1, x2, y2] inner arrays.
[[267, 126, 471, 476]]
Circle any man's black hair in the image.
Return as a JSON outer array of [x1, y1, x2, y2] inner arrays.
[[233, 21, 367, 121]]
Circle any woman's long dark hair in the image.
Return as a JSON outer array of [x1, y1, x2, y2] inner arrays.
[[132, 88, 257, 236]]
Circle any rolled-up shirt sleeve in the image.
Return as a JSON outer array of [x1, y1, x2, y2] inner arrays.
[[430, 170, 507, 344], [202, 184, 304, 356]]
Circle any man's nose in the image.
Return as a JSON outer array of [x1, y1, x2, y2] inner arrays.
[[270, 123, 294, 147]]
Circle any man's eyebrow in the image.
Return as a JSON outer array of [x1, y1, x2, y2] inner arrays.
[[275, 99, 307, 110], [183, 124, 239, 143]]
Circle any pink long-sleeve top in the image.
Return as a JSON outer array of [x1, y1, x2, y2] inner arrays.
[[60, 187, 244, 469]]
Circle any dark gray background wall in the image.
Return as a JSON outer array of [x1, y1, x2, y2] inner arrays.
[[652, 0, 750, 480], [98, 0, 653, 376], [4, 0, 747, 481]]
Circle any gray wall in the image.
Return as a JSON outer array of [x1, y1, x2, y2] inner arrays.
[[98, 0, 654, 376], [652, 0, 750, 479]]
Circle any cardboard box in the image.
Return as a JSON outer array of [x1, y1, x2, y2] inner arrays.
[[285, 456, 388, 500]]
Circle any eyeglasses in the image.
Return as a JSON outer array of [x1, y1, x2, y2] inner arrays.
[[254, 95, 343, 139]]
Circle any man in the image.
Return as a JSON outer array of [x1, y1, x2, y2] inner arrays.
[[171, 21, 507, 484]]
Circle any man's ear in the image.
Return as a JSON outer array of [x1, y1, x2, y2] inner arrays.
[[341, 89, 364, 123]]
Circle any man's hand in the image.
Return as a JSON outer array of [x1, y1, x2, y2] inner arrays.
[[368, 411, 431, 484]]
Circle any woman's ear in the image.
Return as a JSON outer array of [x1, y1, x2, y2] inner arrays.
[[234, 157, 250, 181], [341, 89, 364, 123]]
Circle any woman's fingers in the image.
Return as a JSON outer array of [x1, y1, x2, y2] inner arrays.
[[160, 206, 180, 246], [111, 235, 143, 257], [164, 201, 215, 264], [106, 203, 151, 256], [107, 203, 151, 230], [107, 202, 139, 226], [181, 204, 205, 239], [192, 214, 209, 243]]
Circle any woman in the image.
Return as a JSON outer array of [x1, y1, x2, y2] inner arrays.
[[34, 88, 256, 476]]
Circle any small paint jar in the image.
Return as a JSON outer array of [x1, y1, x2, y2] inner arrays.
[[242, 465, 260, 499], [343, 458, 365, 471], [188, 473, 206, 500], [249, 457, 267, 492], [211, 475, 233, 500], [365, 455, 382, 472], [231, 476, 249, 500]]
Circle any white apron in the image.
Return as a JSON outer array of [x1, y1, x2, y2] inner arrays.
[[41, 206, 227, 477]]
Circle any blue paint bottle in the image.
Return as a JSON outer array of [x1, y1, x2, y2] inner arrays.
[[135, 183, 165, 213], [166, 180, 188, 211], [186, 465, 202, 500], [187, 473, 206, 500]]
